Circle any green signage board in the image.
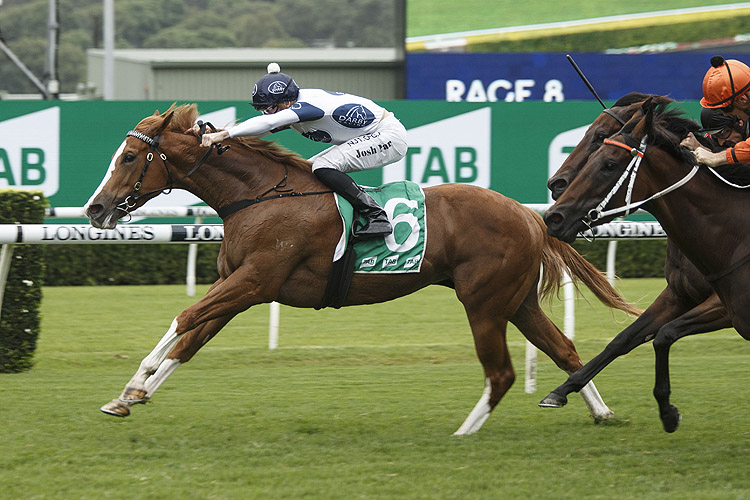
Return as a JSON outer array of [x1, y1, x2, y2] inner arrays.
[[0, 100, 702, 215]]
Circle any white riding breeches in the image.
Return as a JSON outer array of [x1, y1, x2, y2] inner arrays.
[[309, 113, 408, 173]]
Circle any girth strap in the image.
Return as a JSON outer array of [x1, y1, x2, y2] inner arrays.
[[704, 252, 750, 283]]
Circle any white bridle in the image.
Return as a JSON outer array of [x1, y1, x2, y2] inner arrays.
[[585, 134, 700, 224]]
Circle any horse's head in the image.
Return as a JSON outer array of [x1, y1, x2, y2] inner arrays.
[[86, 104, 193, 229], [547, 93, 673, 200], [544, 97, 660, 243]]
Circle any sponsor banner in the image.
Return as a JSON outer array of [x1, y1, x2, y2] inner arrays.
[[0, 99, 701, 216], [406, 52, 750, 102], [0, 221, 666, 244], [580, 222, 666, 240], [0, 224, 224, 244]]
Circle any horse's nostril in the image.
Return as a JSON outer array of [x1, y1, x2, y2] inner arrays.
[[548, 179, 567, 200], [545, 212, 563, 226], [87, 204, 102, 216]]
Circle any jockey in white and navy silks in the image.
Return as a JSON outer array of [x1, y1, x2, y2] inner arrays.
[[199, 63, 408, 238]]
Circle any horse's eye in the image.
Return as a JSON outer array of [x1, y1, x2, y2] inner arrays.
[[595, 132, 607, 143], [602, 160, 619, 173], [122, 153, 136, 163]]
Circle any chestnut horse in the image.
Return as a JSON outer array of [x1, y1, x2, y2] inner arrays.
[[86, 104, 640, 435], [544, 98, 750, 432], [540, 93, 731, 422]]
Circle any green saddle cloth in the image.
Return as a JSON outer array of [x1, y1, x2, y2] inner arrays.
[[334, 181, 426, 274]]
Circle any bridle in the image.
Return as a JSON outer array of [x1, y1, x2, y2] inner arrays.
[[116, 121, 226, 216], [583, 134, 700, 228]]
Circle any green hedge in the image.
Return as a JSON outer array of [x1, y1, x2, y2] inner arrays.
[[41, 244, 221, 286], [572, 239, 667, 279], [0, 190, 46, 373]]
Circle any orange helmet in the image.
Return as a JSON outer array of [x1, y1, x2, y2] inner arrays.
[[701, 55, 750, 108]]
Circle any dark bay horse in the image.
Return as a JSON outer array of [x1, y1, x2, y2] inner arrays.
[[86, 104, 640, 435], [544, 98, 750, 432], [540, 94, 731, 421]]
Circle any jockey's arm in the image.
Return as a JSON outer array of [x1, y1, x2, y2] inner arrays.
[[200, 109, 300, 148], [681, 132, 739, 168], [723, 139, 750, 165]]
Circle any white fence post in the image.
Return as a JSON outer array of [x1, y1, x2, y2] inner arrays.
[[0, 243, 14, 320], [186, 216, 202, 297], [268, 301, 280, 350]]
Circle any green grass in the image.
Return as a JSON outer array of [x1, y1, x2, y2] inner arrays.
[[2, 280, 750, 499], [406, 0, 744, 37]]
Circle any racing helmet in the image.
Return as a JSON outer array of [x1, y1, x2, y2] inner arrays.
[[700, 107, 738, 132], [700, 55, 750, 109], [251, 63, 300, 111]]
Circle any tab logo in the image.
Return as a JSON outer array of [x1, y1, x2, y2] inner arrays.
[[382, 108, 491, 188], [382, 256, 398, 268], [0, 107, 60, 196], [404, 255, 421, 268]]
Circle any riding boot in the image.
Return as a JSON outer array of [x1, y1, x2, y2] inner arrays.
[[314, 167, 392, 238]]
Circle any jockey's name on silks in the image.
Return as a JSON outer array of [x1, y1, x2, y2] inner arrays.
[[334, 181, 426, 274]]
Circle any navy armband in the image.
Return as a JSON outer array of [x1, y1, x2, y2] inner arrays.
[[291, 102, 325, 122]]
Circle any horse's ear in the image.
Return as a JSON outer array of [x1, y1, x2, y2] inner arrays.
[[154, 102, 178, 135], [640, 96, 654, 114], [636, 96, 655, 135]]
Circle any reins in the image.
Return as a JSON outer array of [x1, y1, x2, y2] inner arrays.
[[215, 161, 333, 219]]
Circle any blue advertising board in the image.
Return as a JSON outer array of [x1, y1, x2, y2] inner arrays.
[[406, 52, 750, 102]]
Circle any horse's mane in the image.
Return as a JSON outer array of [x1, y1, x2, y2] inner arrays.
[[138, 103, 313, 173], [612, 92, 672, 108], [621, 102, 750, 187]]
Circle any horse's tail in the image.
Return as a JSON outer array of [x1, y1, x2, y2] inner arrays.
[[533, 212, 643, 316]]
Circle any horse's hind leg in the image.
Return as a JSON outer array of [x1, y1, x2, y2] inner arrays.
[[511, 288, 613, 421], [453, 311, 514, 436]]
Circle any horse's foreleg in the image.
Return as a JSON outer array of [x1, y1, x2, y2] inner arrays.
[[101, 269, 268, 418], [539, 288, 691, 409], [652, 294, 730, 432], [101, 317, 182, 417], [144, 314, 234, 396], [101, 315, 235, 417]]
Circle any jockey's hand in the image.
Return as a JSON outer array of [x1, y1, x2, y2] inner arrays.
[[692, 146, 727, 168], [186, 123, 201, 136], [680, 132, 701, 151], [201, 130, 230, 148]]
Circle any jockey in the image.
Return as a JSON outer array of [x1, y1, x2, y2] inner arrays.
[[686, 56, 750, 167], [198, 63, 407, 238]]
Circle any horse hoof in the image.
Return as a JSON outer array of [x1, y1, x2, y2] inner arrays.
[[660, 405, 682, 433], [100, 399, 131, 417], [119, 386, 148, 404], [539, 392, 568, 408]]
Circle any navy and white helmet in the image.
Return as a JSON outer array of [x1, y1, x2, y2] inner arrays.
[[252, 63, 300, 110]]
